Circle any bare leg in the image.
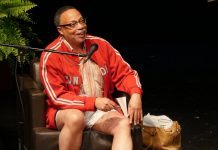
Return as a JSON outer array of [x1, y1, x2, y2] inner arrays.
[[92, 111, 132, 150], [56, 109, 85, 150]]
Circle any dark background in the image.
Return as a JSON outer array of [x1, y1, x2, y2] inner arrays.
[[1, 0, 218, 149], [28, 0, 218, 107]]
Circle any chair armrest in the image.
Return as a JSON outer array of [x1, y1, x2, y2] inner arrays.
[[131, 124, 143, 150], [18, 74, 46, 128], [26, 88, 46, 128]]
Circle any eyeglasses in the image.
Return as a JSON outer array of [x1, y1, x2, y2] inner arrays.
[[58, 18, 86, 29]]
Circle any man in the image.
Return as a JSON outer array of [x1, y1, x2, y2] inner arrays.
[[39, 5, 143, 150]]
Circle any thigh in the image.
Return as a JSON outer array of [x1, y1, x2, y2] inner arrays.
[[92, 111, 127, 135]]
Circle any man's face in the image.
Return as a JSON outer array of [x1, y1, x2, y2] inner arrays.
[[57, 9, 87, 46]]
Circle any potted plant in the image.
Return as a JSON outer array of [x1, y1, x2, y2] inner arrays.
[[0, 0, 41, 93], [0, 0, 39, 72]]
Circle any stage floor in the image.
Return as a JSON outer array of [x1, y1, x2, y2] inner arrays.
[[0, 85, 218, 150]]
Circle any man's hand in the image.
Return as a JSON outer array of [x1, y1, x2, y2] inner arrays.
[[128, 93, 143, 125], [95, 97, 123, 114]]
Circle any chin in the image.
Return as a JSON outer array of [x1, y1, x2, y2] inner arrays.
[[78, 37, 86, 43]]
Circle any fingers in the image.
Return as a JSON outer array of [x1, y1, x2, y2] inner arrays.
[[114, 106, 124, 115], [134, 110, 139, 125], [99, 99, 116, 111], [95, 98, 124, 115], [109, 101, 123, 114], [105, 102, 115, 111], [141, 109, 143, 122], [101, 99, 124, 115], [127, 95, 143, 125], [109, 100, 118, 108], [128, 108, 133, 124], [128, 107, 143, 125]]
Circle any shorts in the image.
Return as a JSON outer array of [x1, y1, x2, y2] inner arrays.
[[84, 109, 116, 128], [46, 107, 115, 130]]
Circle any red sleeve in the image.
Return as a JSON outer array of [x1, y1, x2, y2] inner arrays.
[[106, 42, 143, 96], [39, 52, 95, 111]]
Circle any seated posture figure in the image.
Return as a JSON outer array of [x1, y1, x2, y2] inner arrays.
[[39, 5, 143, 150]]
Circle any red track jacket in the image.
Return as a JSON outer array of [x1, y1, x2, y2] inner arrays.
[[39, 35, 143, 128]]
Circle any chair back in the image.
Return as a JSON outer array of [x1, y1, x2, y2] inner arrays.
[[30, 59, 43, 90]]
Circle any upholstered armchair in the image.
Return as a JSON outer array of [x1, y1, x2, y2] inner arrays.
[[16, 59, 143, 150]]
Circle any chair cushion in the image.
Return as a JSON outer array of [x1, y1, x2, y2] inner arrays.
[[81, 130, 112, 150], [32, 127, 59, 150], [32, 127, 113, 150], [32, 125, 143, 150]]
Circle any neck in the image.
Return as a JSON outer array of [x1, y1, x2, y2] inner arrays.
[[73, 43, 86, 54], [62, 37, 86, 53]]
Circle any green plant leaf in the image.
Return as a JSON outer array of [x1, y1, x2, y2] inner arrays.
[[0, 0, 39, 64]]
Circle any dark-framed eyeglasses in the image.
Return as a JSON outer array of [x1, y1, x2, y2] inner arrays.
[[58, 18, 86, 29]]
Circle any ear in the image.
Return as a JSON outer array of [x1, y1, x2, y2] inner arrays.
[[57, 27, 63, 35]]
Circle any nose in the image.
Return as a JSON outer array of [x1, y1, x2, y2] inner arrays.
[[76, 22, 87, 29]]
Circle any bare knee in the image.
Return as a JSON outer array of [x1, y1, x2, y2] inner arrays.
[[118, 118, 131, 129], [113, 117, 131, 133], [66, 110, 84, 127], [57, 109, 85, 131]]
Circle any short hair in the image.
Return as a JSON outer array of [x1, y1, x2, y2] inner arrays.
[[54, 6, 77, 27]]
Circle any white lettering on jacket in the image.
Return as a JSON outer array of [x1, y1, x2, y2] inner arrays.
[[100, 64, 108, 76], [64, 75, 79, 85]]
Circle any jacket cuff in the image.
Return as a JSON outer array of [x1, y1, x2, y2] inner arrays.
[[85, 97, 96, 111], [129, 87, 143, 96]]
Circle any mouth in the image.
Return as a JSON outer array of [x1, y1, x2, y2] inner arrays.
[[77, 31, 86, 38]]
